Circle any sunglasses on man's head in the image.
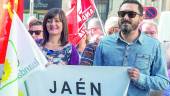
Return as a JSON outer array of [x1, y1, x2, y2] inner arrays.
[[118, 11, 141, 18], [29, 30, 42, 35]]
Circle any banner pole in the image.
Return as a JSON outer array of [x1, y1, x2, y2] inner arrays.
[[30, 0, 34, 16], [91, 0, 107, 36]]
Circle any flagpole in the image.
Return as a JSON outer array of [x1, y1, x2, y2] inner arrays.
[[30, 0, 34, 16], [91, 0, 107, 36]]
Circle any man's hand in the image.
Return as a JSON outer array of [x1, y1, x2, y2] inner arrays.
[[128, 68, 140, 81]]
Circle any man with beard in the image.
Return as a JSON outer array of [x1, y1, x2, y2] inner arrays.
[[93, 0, 169, 96]]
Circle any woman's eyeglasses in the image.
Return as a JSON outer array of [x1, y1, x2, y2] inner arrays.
[[118, 11, 142, 18], [29, 30, 42, 35]]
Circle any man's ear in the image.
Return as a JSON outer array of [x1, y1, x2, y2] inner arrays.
[[139, 15, 144, 22]]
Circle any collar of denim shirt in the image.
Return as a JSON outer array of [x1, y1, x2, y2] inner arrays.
[[114, 31, 144, 45]]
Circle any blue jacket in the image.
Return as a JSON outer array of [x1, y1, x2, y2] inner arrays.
[[94, 32, 170, 96]]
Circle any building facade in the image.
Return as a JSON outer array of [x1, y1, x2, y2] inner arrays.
[[24, 0, 170, 25]]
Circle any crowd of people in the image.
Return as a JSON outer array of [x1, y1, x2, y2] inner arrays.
[[26, 0, 170, 96]]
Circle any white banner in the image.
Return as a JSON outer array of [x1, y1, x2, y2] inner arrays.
[[25, 65, 130, 96]]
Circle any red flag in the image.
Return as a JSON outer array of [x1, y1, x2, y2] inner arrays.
[[16, 0, 24, 21], [0, 0, 23, 64], [67, 0, 95, 45]]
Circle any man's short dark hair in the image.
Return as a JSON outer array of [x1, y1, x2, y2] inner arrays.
[[119, 0, 143, 15]]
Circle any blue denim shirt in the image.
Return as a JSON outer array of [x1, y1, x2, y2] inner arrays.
[[93, 32, 170, 96]]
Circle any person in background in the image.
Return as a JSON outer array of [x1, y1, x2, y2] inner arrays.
[[87, 18, 104, 43], [105, 16, 119, 35], [27, 16, 38, 29], [140, 22, 165, 96], [140, 20, 162, 96], [93, 0, 169, 96], [28, 19, 43, 41], [80, 18, 103, 65], [39, 8, 79, 65], [163, 42, 170, 96], [140, 20, 158, 39]]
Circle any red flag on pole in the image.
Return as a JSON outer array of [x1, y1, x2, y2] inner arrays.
[[16, 0, 24, 21], [0, 0, 23, 64], [67, 0, 95, 45]]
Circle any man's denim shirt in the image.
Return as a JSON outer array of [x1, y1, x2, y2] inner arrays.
[[93, 32, 170, 96]]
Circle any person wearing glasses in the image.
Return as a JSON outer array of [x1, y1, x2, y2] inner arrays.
[[80, 18, 103, 65], [38, 8, 79, 65], [93, 0, 169, 96], [28, 19, 43, 41]]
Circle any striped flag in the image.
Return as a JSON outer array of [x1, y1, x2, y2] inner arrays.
[[0, 1, 23, 93], [0, 0, 23, 64], [0, 11, 48, 96], [67, 0, 95, 45], [0, 0, 24, 83]]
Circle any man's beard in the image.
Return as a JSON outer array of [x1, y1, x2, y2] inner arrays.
[[119, 19, 135, 35], [120, 23, 132, 35]]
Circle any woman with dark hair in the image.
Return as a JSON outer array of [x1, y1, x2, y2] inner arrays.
[[39, 8, 79, 65]]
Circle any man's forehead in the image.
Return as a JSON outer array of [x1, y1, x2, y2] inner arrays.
[[142, 23, 156, 29], [119, 3, 139, 12], [30, 25, 43, 30], [143, 26, 156, 32]]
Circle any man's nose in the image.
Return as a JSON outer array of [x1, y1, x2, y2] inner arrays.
[[124, 14, 130, 20], [32, 34, 37, 39]]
